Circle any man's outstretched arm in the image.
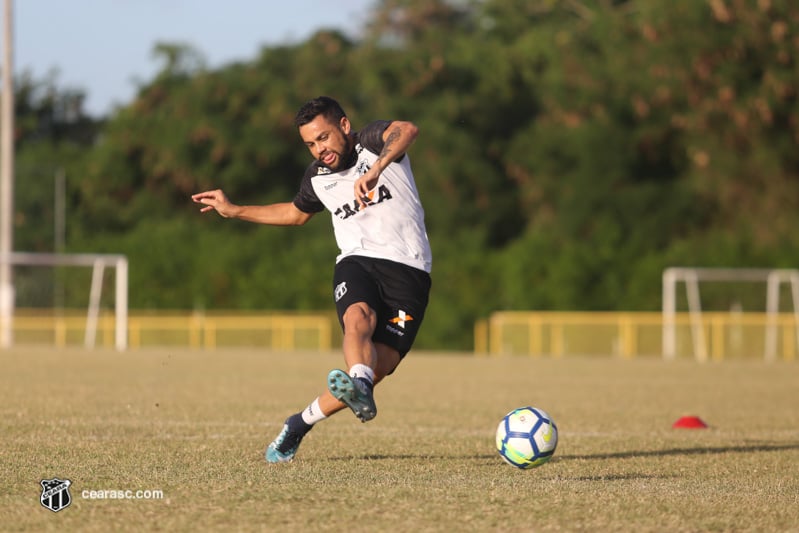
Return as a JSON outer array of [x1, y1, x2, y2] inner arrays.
[[191, 189, 314, 226]]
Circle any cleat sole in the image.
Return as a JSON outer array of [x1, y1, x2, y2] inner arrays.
[[327, 369, 377, 422]]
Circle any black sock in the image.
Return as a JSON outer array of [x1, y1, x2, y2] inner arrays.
[[286, 412, 313, 436], [355, 376, 374, 392]]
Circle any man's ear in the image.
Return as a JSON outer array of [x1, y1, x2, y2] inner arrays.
[[340, 116, 351, 135]]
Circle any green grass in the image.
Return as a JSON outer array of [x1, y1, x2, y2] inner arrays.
[[2, 348, 798, 532]]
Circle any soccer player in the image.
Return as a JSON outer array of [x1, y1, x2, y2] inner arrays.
[[191, 96, 433, 462]]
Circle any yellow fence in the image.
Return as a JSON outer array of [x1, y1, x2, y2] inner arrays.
[[476, 311, 798, 361], [6, 310, 337, 351], [6, 309, 799, 360]]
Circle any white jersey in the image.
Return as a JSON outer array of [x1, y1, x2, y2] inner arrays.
[[292, 120, 432, 273]]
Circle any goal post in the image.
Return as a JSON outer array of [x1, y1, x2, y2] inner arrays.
[[0, 252, 128, 350], [662, 267, 799, 362]]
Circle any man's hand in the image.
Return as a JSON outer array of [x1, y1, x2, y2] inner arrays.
[[354, 167, 381, 209], [354, 121, 418, 210], [191, 189, 241, 218]]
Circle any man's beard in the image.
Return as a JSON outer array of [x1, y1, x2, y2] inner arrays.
[[322, 133, 353, 170]]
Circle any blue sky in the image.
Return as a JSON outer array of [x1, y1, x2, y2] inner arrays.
[[14, 0, 376, 117]]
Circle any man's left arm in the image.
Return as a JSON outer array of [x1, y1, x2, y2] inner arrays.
[[355, 120, 419, 207]]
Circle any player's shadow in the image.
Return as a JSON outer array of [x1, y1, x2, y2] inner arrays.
[[332, 443, 799, 463], [331, 453, 451, 461], [556, 442, 799, 461]]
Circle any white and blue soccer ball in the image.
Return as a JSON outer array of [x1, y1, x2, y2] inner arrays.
[[496, 406, 558, 469]]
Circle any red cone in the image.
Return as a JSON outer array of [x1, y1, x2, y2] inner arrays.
[[672, 416, 708, 429]]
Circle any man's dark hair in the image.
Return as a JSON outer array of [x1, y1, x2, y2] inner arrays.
[[294, 96, 347, 128]]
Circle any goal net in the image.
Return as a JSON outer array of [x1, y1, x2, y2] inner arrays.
[[662, 267, 799, 362], [0, 252, 128, 350]]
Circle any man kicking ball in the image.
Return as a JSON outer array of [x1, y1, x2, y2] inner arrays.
[[191, 96, 432, 462]]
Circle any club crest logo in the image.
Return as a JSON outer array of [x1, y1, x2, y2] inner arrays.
[[40, 478, 72, 513], [356, 160, 371, 176], [334, 282, 348, 302]]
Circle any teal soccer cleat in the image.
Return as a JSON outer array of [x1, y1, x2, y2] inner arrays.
[[265, 421, 305, 463], [327, 369, 377, 422]]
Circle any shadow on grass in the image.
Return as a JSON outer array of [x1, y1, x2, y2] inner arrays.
[[571, 472, 670, 482], [557, 442, 799, 461], [329, 443, 799, 463]]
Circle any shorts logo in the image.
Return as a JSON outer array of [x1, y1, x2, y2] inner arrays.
[[389, 310, 414, 329], [334, 282, 348, 302], [40, 478, 72, 513]]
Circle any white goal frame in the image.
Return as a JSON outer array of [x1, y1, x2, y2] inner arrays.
[[0, 252, 128, 350], [662, 267, 799, 362]]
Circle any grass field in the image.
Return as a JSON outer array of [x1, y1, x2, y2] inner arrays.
[[3, 347, 798, 532]]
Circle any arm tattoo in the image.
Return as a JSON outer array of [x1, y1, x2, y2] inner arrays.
[[377, 126, 402, 164]]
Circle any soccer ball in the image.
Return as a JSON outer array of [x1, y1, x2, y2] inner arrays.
[[496, 406, 558, 469]]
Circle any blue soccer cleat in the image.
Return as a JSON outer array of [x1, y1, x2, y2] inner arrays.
[[265, 421, 305, 463], [327, 369, 377, 422]]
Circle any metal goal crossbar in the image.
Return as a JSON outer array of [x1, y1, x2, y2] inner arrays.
[[0, 252, 128, 350], [662, 267, 799, 362]]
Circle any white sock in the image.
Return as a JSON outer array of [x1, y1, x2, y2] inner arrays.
[[301, 398, 327, 425], [349, 363, 375, 384]]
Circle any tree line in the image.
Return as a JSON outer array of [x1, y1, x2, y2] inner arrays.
[[8, 0, 799, 349]]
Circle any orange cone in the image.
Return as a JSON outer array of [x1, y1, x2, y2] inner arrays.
[[672, 416, 708, 429]]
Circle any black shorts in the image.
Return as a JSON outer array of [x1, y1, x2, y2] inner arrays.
[[333, 256, 432, 358]]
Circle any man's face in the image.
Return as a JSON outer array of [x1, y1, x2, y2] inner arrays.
[[298, 114, 352, 170]]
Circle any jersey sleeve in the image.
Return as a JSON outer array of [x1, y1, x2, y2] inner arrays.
[[292, 164, 325, 214], [358, 120, 391, 154], [358, 120, 407, 162]]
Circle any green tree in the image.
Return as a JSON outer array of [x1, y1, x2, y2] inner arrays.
[[19, 0, 799, 349]]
